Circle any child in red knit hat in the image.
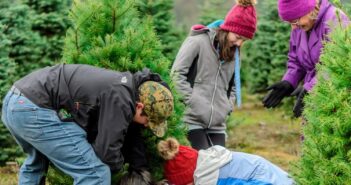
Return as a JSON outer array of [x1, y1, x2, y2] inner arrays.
[[157, 138, 294, 185], [171, 0, 257, 151]]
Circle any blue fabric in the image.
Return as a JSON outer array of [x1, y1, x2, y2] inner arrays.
[[217, 152, 294, 185], [235, 47, 241, 108], [217, 178, 272, 185], [207, 20, 241, 108], [1, 91, 110, 185], [207, 19, 224, 28]]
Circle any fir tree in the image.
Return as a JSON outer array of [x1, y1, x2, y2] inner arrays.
[[136, 0, 184, 60], [0, 0, 71, 165], [292, 17, 351, 185], [241, 0, 290, 93], [48, 0, 188, 183], [0, 23, 22, 165], [199, 0, 231, 25], [24, 0, 72, 62], [0, 0, 44, 164], [0, 1, 45, 78]]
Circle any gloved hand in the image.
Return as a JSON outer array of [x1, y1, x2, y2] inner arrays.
[[291, 86, 307, 118], [262, 81, 294, 108]]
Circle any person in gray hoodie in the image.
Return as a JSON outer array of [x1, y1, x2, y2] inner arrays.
[[157, 138, 294, 185], [171, 0, 257, 150]]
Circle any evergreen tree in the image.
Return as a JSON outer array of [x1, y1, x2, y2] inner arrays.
[[0, 0, 71, 79], [0, 0, 71, 165], [0, 23, 22, 165], [48, 0, 188, 183], [241, 0, 290, 93], [24, 0, 72, 63], [137, 0, 184, 60], [293, 24, 351, 185], [0, 0, 44, 164], [199, 0, 231, 25], [0, 1, 45, 78]]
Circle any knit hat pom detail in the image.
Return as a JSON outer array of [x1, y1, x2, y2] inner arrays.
[[236, 0, 257, 6], [157, 138, 180, 160]]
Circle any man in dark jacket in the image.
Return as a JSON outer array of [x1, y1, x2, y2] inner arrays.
[[1, 64, 174, 185]]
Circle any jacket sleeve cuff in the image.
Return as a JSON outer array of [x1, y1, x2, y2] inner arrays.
[[282, 73, 300, 89], [303, 77, 316, 92]]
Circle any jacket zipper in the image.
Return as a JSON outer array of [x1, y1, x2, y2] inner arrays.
[[208, 61, 222, 128], [208, 33, 221, 129]]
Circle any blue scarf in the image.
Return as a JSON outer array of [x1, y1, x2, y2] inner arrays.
[[208, 20, 241, 108]]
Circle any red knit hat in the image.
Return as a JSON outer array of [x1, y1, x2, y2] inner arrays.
[[158, 138, 198, 185], [220, 0, 257, 39]]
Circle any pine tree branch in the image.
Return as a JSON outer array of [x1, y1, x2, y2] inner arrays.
[[74, 29, 80, 55], [112, 9, 116, 33], [116, 2, 133, 22]]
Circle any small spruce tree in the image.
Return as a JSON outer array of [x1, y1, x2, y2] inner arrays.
[[292, 12, 351, 184], [241, 0, 290, 93], [136, 0, 183, 60], [24, 0, 72, 62], [0, 0, 44, 164], [198, 0, 231, 25], [0, 1, 45, 78], [0, 0, 71, 166], [0, 23, 21, 165], [48, 0, 188, 183]]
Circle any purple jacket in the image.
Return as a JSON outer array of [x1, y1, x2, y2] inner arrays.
[[282, 0, 349, 91]]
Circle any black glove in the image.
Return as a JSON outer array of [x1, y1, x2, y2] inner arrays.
[[262, 81, 294, 108], [291, 86, 307, 118]]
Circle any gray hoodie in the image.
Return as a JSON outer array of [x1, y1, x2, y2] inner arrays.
[[171, 25, 235, 130]]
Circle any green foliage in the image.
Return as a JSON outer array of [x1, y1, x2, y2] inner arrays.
[[292, 23, 351, 184], [199, 0, 231, 25], [0, 0, 71, 166], [0, 2, 46, 77], [239, 0, 295, 116], [241, 0, 290, 93], [0, 0, 43, 165], [136, 0, 184, 60], [333, 0, 351, 15], [50, 0, 188, 183], [47, 166, 75, 185], [24, 0, 72, 61], [0, 24, 22, 166], [0, 0, 71, 78]]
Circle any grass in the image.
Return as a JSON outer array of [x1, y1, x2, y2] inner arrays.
[[226, 94, 301, 171], [0, 164, 18, 185]]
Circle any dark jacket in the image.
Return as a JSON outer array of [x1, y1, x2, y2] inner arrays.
[[14, 64, 159, 172]]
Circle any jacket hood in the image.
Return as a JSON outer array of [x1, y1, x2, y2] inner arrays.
[[190, 24, 209, 36], [190, 24, 217, 44], [193, 145, 232, 185]]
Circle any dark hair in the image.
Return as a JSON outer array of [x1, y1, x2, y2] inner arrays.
[[119, 170, 152, 185], [216, 28, 236, 62], [118, 169, 170, 185]]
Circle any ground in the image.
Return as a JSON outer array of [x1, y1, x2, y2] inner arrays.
[[0, 94, 301, 184], [227, 94, 301, 171], [0, 162, 18, 185]]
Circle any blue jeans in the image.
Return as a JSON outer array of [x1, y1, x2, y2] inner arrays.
[[1, 90, 110, 185]]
